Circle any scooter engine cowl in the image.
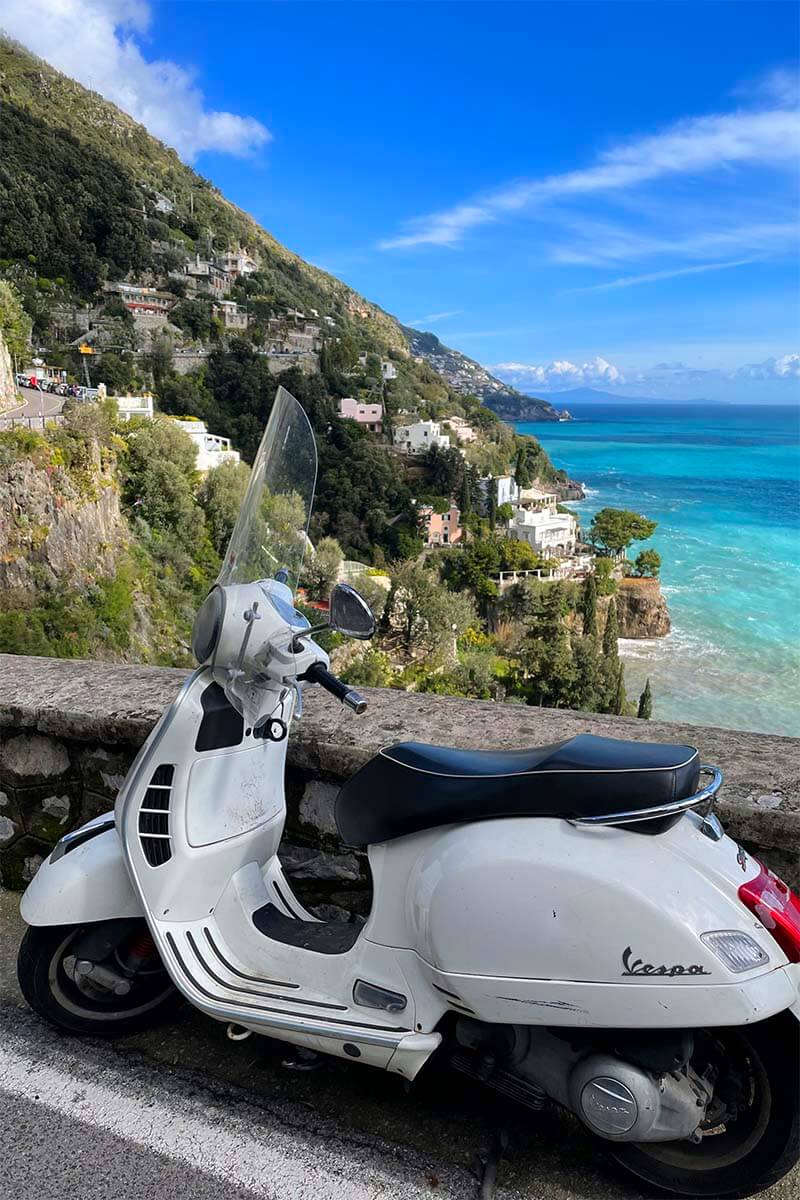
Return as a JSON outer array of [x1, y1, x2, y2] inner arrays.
[[570, 1054, 709, 1142]]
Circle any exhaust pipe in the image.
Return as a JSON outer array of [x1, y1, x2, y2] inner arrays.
[[226, 1022, 253, 1041]]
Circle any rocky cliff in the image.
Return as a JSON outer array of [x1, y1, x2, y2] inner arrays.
[[0, 442, 125, 593], [615, 577, 671, 638], [0, 331, 15, 412]]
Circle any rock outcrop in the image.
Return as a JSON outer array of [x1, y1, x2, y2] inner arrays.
[[0, 330, 15, 412], [0, 442, 126, 592], [615, 577, 671, 638]]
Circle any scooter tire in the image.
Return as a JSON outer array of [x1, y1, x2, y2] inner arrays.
[[17, 922, 184, 1037], [609, 1009, 799, 1199]]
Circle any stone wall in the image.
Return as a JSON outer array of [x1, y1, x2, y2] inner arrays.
[[1, 655, 798, 903]]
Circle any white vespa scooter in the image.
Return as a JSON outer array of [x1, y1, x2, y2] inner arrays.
[[18, 387, 800, 1197]]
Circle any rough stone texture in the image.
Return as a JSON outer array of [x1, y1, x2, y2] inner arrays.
[[0, 733, 70, 781], [0, 330, 15, 413], [298, 779, 339, 840], [616, 576, 671, 638], [0, 653, 798, 890], [0, 451, 125, 592]]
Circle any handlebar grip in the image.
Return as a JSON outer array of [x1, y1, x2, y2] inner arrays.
[[301, 662, 368, 714]]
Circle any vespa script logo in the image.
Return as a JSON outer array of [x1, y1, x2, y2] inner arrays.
[[621, 946, 710, 978]]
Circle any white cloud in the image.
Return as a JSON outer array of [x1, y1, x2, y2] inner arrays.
[[494, 356, 626, 390], [568, 257, 757, 293], [408, 310, 462, 326], [493, 353, 800, 395], [547, 217, 798, 268], [380, 86, 800, 250], [735, 353, 800, 380], [2, 1, 271, 161]]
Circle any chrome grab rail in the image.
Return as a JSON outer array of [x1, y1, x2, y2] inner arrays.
[[569, 765, 723, 828]]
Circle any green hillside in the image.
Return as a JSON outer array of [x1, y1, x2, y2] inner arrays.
[[0, 36, 556, 418]]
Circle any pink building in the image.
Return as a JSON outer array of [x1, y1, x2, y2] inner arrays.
[[420, 502, 463, 547], [338, 397, 383, 433]]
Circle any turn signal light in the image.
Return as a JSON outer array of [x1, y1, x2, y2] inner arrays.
[[738, 861, 800, 964]]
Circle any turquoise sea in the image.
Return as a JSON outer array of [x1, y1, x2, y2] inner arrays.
[[516, 405, 800, 737]]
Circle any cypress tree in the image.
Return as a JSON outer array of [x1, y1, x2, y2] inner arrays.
[[460, 470, 472, 516], [613, 662, 626, 715], [602, 596, 619, 660], [638, 677, 653, 720], [487, 478, 497, 530], [582, 572, 598, 639]]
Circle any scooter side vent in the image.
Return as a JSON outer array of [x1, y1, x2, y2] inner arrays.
[[138, 764, 174, 867]]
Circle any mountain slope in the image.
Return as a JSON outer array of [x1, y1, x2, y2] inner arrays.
[[0, 37, 404, 347], [404, 327, 561, 421], [0, 33, 557, 426]]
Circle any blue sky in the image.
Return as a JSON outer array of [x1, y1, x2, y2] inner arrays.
[[5, 0, 799, 401]]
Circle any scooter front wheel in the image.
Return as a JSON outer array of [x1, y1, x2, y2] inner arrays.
[[17, 921, 183, 1036], [610, 1010, 799, 1199]]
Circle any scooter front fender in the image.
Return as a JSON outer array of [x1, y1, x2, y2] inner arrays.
[[20, 814, 143, 926]]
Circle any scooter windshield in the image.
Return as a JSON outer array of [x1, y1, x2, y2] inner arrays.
[[217, 386, 317, 598]]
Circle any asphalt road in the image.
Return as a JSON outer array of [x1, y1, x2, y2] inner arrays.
[[2, 385, 67, 420], [1, 891, 797, 1199]]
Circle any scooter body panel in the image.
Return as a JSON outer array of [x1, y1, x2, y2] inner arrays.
[[20, 817, 143, 925], [366, 809, 796, 1028], [116, 666, 293, 926]]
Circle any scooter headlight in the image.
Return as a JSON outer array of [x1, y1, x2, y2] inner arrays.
[[700, 930, 770, 973], [192, 587, 225, 664]]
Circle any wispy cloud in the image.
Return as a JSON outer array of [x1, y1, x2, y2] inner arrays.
[[2, 1, 271, 160], [380, 90, 800, 250], [568, 257, 758, 293], [408, 309, 462, 326], [547, 217, 798, 267]]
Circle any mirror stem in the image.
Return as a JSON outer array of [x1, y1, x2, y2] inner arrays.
[[291, 624, 329, 652]]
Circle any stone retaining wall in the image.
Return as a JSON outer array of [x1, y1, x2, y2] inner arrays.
[[1, 655, 798, 904]]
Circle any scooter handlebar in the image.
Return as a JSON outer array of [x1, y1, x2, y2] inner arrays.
[[301, 662, 367, 715]]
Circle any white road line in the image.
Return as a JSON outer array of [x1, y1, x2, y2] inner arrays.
[[0, 1043, 435, 1200]]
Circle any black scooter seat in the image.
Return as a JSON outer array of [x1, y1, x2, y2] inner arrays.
[[335, 733, 700, 845]]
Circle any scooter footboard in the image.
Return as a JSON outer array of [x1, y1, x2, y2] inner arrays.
[[20, 815, 143, 926]]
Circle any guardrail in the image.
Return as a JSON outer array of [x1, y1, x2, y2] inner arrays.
[[0, 414, 65, 431]]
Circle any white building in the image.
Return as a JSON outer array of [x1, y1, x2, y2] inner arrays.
[[215, 247, 258, 277], [339, 397, 383, 433], [171, 418, 240, 472], [393, 419, 450, 454], [114, 393, 155, 421], [495, 475, 520, 508], [480, 475, 519, 510], [510, 508, 578, 558]]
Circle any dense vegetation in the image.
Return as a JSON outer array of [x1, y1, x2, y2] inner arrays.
[[0, 401, 222, 663], [0, 106, 152, 296]]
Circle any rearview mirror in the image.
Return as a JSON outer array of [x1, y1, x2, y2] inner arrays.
[[329, 583, 376, 640]]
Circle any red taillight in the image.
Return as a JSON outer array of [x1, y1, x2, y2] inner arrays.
[[738, 860, 800, 964]]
